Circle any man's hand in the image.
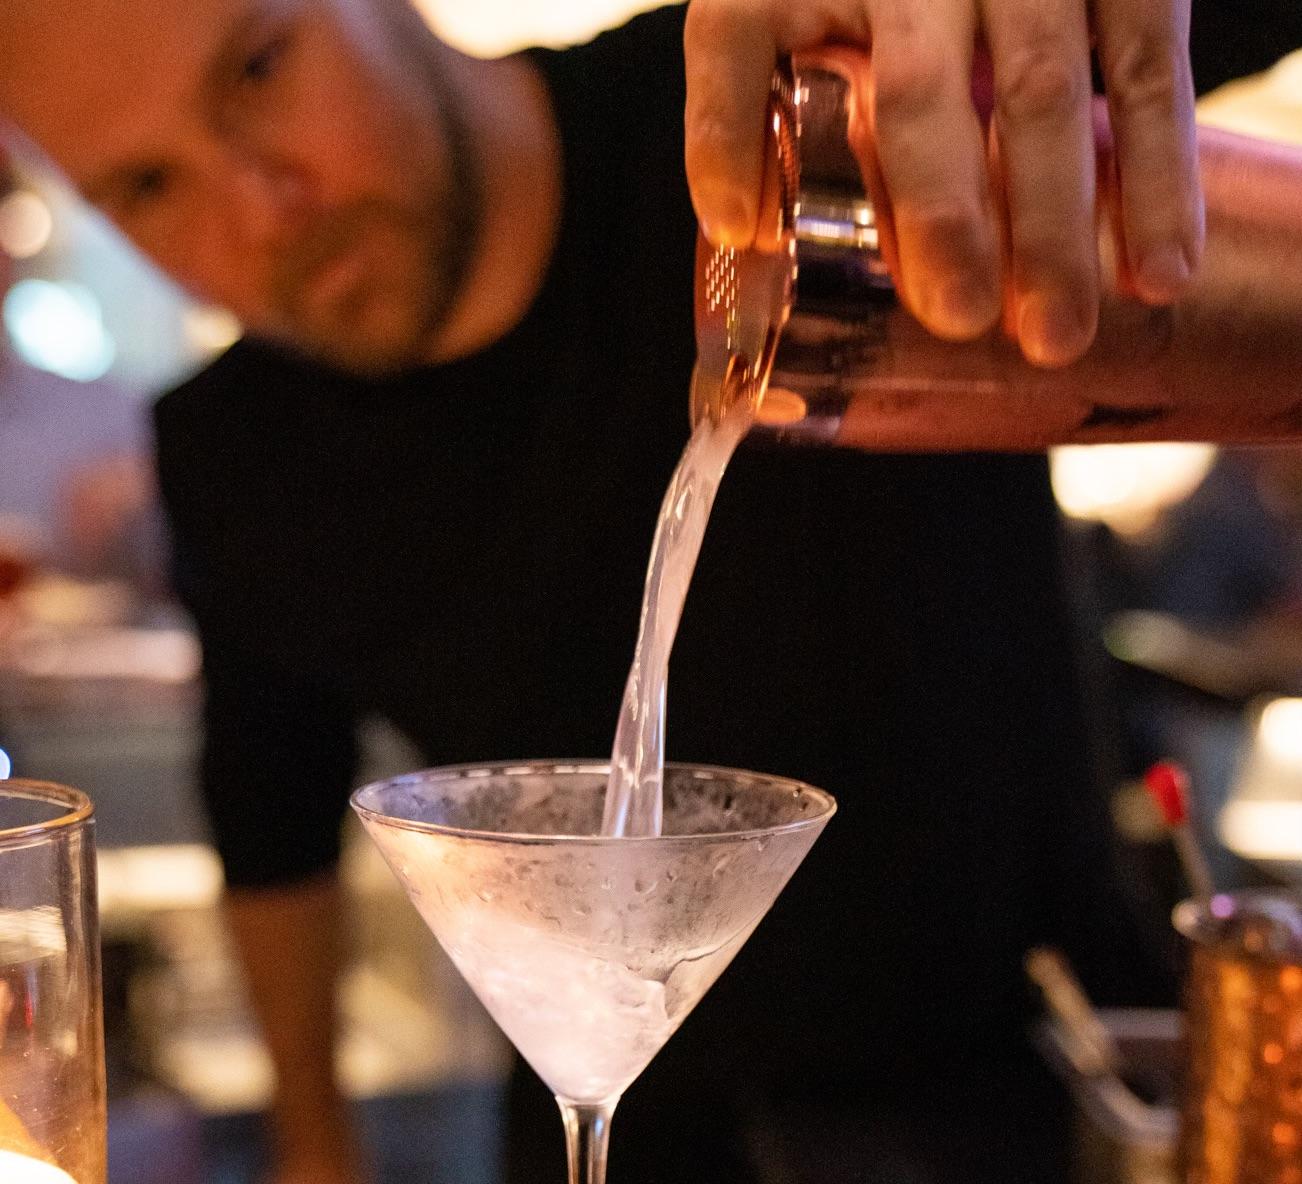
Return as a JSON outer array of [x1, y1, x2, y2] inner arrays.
[[684, 0, 1203, 366]]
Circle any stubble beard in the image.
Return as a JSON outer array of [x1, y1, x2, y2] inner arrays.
[[270, 48, 484, 377]]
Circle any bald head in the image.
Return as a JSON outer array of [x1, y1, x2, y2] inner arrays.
[[0, 0, 484, 374], [0, 0, 441, 188], [2, 0, 248, 192]]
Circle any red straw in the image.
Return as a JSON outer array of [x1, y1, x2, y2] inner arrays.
[[1144, 761, 1190, 826], [1143, 760, 1215, 900]]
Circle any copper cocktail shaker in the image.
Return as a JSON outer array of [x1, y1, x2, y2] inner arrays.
[[693, 58, 1302, 451]]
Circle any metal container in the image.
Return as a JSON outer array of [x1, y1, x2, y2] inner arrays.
[[693, 57, 1302, 451], [1037, 1006, 1181, 1184]]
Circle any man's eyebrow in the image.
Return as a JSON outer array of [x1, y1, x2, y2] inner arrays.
[[77, 4, 265, 206], [80, 169, 121, 207], [82, 153, 177, 208], [201, 5, 268, 103]]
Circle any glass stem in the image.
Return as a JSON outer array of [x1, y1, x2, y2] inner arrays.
[[557, 1098, 616, 1184]]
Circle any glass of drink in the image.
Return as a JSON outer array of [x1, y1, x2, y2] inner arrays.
[[1175, 890, 1302, 1183], [0, 780, 105, 1184], [352, 760, 834, 1184]]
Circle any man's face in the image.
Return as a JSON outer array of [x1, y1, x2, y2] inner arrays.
[[0, 0, 477, 374]]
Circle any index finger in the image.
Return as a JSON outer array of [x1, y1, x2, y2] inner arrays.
[[683, 1, 870, 248], [683, 2, 777, 248]]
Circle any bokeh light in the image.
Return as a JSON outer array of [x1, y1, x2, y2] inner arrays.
[[1220, 801, 1302, 863], [1261, 699, 1302, 767], [414, 0, 671, 54], [3, 279, 116, 382], [0, 189, 54, 259], [183, 306, 242, 357], [1050, 443, 1218, 535]]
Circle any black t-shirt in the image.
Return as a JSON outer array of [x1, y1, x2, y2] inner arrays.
[[1190, 0, 1302, 94], [154, 3, 1223, 1170]]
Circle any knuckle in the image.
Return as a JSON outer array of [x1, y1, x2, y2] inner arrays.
[[684, 110, 737, 169], [871, 43, 950, 125], [903, 199, 990, 262], [684, 0, 752, 46], [1106, 34, 1184, 115], [911, 201, 980, 241], [996, 49, 1086, 126]]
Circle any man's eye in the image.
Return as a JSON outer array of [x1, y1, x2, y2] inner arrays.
[[240, 34, 290, 85], [124, 167, 171, 208]]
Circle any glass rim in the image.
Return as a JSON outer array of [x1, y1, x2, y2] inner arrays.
[[350, 758, 837, 847], [0, 779, 94, 847], [1173, 889, 1302, 961]]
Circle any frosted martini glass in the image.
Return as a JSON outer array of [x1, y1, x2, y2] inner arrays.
[[352, 760, 834, 1184]]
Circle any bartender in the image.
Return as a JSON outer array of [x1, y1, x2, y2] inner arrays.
[[0, 1, 1246, 1182]]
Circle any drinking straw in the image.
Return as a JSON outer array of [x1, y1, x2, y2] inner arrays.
[[1025, 946, 1121, 1078], [1143, 761, 1216, 900]]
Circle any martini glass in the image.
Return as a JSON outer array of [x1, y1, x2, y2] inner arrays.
[[351, 759, 834, 1184]]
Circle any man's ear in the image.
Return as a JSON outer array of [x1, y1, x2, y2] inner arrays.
[[0, 144, 15, 203], [0, 148, 14, 293]]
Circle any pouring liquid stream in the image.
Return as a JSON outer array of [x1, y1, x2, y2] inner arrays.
[[602, 379, 757, 838]]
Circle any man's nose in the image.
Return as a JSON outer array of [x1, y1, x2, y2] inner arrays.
[[221, 153, 316, 250]]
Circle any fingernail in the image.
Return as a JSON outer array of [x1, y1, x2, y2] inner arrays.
[[1019, 294, 1093, 368], [698, 194, 755, 250], [1137, 244, 1191, 302]]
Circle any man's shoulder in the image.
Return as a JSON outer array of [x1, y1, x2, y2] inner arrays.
[[150, 336, 357, 516], [541, 2, 691, 240], [543, 3, 685, 106], [557, 3, 684, 63], [154, 337, 326, 434]]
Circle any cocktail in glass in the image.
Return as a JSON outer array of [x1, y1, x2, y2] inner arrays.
[[0, 780, 105, 1184], [351, 759, 834, 1184]]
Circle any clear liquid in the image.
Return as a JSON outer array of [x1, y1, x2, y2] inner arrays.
[[603, 401, 754, 837], [0, 908, 93, 1184], [440, 914, 751, 1104], [364, 818, 765, 1106], [0, 1151, 78, 1184], [446, 917, 673, 1103]]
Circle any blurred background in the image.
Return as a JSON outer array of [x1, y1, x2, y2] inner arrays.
[[3, 1, 1302, 1182]]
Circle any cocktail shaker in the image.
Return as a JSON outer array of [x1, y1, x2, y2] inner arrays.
[[692, 57, 1302, 451]]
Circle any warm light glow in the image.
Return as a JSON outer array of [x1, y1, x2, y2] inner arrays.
[[183, 306, 242, 357], [0, 906, 67, 958], [97, 845, 224, 915], [1050, 443, 1217, 534], [2, 280, 115, 382], [5, 621, 200, 682], [1260, 699, 1302, 767], [1197, 49, 1302, 147], [412, 0, 675, 54], [0, 191, 54, 260], [1220, 800, 1302, 862], [755, 387, 807, 426], [0, 1151, 77, 1184]]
